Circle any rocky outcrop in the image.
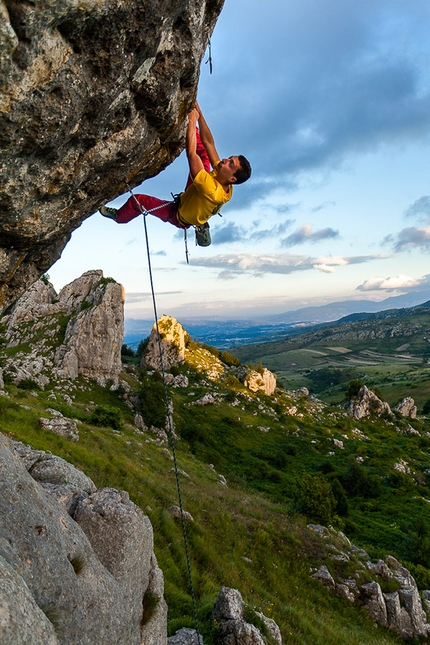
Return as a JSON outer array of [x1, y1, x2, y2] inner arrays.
[[348, 385, 392, 420], [212, 587, 282, 645], [309, 524, 430, 641], [394, 397, 417, 419], [244, 367, 277, 396], [0, 433, 167, 645], [0, 0, 224, 312], [142, 315, 186, 371], [1, 270, 124, 385]]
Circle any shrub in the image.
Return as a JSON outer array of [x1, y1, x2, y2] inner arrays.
[[17, 378, 40, 391], [220, 350, 240, 367], [404, 562, 430, 590], [331, 478, 349, 517], [422, 399, 430, 415], [40, 273, 50, 285], [89, 405, 122, 430], [341, 460, 381, 498], [138, 372, 167, 428], [346, 379, 365, 399], [121, 344, 135, 358], [136, 337, 150, 358], [292, 473, 335, 525]]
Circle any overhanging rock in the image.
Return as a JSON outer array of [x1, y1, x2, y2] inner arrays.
[[0, 0, 225, 311]]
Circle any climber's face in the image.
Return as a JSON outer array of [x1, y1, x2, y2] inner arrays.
[[217, 156, 241, 184]]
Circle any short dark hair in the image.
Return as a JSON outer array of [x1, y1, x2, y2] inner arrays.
[[233, 155, 252, 185]]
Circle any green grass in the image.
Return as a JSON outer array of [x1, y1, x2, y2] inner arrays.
[[1, 349, 427, 644]]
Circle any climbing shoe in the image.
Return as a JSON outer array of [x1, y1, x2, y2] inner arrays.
[[195, 222, 211, 247], [100, 205, 117, 221]]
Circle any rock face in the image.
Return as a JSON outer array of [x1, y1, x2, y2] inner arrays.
[[143, 314, 186, 371], [309, 524, 430, 641], [0, 0, 224, 312], [394, 397, 417, 419], [1, 270, 124, 385], [212, 587, 282, 645], [0, 433, 167, 645], [244, 367, 277, 396], [348, 385, 392, 420]]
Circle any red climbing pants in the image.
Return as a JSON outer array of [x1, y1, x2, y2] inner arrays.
[[115, 128, 211, 229]]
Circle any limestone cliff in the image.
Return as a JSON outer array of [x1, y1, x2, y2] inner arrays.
[[0, 0, 225, 311], [2, 269, 124, 385]]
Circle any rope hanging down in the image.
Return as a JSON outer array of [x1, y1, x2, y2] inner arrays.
[[126, 183, 202, 645]]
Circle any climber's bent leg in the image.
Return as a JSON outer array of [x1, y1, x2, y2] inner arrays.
[[115, 194, 178, 225]]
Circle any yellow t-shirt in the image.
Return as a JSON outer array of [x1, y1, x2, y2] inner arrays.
[[178, 166, 233, 226]]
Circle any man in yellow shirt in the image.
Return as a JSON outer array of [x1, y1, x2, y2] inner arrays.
[[100, 103, 251, 237]]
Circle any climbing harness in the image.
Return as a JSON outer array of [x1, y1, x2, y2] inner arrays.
[[126, 182, 202, 645]]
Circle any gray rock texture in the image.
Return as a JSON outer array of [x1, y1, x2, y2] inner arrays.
[[212, 587, 282, 645], [143, 315, 186, 371], [394, 397, 417, 418], [348, 385, 392, 420], [0, 0, 224, 312], [2, 270, 124, 385], [0, 433, 167, 645], [309, 524, 430, 640]]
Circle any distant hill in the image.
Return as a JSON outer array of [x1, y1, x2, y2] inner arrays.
[[265, 290, 430, 324], [231, 300, 430, 403]]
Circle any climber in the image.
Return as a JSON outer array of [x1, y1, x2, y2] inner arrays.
[[99, 102, 251, 236]]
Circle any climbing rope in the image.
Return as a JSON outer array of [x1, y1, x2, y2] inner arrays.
[[126, 183, 202, 645]]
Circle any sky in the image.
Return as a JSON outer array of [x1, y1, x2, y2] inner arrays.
[[49, 0, 430, 322]]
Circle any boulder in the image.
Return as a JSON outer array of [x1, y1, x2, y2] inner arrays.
[[0, 434, 167, 645], [244, 367, 276, 396], [360, 581, 388, 627], [394, 397, 417, 418], [38, 415, 79, 441], [212, 587, 282, 645], [348, 386, 392, 420], [142, 315, 186, 371]]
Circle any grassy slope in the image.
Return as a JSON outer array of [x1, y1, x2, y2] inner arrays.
[[2, 356, 428, 644]]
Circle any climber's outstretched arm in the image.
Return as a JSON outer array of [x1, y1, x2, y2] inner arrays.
[[186, 108, 205, 180], [195, 101, 220, 167]]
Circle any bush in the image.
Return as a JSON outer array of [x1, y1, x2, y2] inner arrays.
[[121, 344, 135, 358], [292, 473, 335, 525], [138, 372, 167, 428], [422, 399, 430, 415], [346, 379, 365, 399], [136, 337, 150, 358], [89, 405, 122, 430], [17, 378, 40, 390], [341, 460, 381, 498], [332, 478, 349, 517]]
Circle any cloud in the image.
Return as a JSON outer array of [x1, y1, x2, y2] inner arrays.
[[189, 251, 389, 276], [211, 222, 246, 245], [357, 275, 427, 291], [249, 220, 295, 242], [280, 224, 339, 247], [404, 196, 430, 221], [311, 201, 336, 213], [210, 218, 295, 245], [391, 226, 430, 251], [200, 0, 430, 200], [126, 291, 182, 303]]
